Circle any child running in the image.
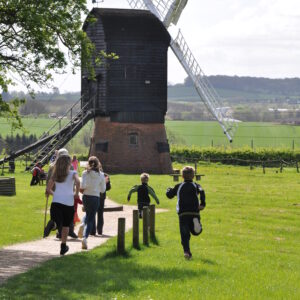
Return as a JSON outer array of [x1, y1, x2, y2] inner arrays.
[[127, 173, 159, 218], [166, 166, 206, 259]]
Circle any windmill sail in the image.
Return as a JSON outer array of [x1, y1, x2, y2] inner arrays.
[[127, 0, 237, 141]]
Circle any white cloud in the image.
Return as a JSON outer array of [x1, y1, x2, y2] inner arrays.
[[11, 0, 300, 92]]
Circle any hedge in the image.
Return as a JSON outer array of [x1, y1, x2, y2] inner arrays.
[[170, 146, 300, 166]]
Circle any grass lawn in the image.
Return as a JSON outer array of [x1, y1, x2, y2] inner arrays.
[[166, 121, 300, 149], [0, 163, 300, 299]]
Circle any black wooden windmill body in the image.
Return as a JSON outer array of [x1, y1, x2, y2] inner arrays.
[[82, 0, 237, 174]]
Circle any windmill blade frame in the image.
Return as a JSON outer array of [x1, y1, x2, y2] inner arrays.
[[126, 0, 238, 142]]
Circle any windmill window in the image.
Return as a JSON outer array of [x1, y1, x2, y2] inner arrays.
[[129, 133, 138, 146]]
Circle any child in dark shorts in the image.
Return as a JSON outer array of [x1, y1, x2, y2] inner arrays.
[[166, 166, 206, 259], [127, 173, 160, 218]]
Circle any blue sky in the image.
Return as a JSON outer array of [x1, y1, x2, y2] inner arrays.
[[11, 0, 300, 92]]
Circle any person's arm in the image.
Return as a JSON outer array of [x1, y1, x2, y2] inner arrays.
[[99, 173, 106, 194], [46, 178, 55, 197], [127, 185, 138, 201], [148, 185, 160, 204], [166, 184, 179, 199], [80, 171, 86, 193], [74, 172, 80, 197], [197, 184, 206, 210]]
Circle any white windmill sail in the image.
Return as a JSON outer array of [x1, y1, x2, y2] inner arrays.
[[126, 0, 237, 141]]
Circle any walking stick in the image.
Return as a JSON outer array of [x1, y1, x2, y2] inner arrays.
[[43, 195, 49, 234]]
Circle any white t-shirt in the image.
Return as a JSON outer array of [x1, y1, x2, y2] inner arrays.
[[52, 170, 77, 206], [81, 170, 106, 197]]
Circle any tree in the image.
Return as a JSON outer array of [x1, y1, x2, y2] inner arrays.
[[0, 1, 114, 130]]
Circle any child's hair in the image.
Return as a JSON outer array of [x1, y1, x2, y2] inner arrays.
[[72, 155, 77, 161], [182, 166, 195, 180], [52, 155, 71, 182], [87, 156, 102, 173], [140, 173, 149, 183]]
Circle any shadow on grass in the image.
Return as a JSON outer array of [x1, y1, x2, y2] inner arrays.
[[0, 247, 212, 298]]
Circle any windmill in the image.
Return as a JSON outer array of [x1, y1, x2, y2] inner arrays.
[[0, 0, 237, 172], [127, 0, 237, 141]]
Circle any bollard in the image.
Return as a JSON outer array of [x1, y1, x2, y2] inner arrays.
[[117, 218, 126, 254], [149, 204, 155, 241], [143, 207, 149, 246], [132, 210, 139, 249]]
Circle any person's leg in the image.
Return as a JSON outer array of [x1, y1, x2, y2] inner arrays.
[[83, 196, 99, 239], [189, 215, 202, 236], [90, 217, 96, 235], [138, 203, 143, 219], [68, 220, 78, 238], [60, 205, 74, 255], [179, 216, 191, 257], [97, 198, 105, 234]]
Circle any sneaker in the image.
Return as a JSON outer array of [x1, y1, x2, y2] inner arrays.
[[60, 243, 69, 255], [193, 218, 202, 234], [78, 224, 84, 238], [184, 251, 192, 259], [43, 220, 56, 238], [82, 238, 88, 250], [69, 231, 78, 239], [56, 232, 61, 239]]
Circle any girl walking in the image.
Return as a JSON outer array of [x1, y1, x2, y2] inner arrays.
[[80, 156, 106, 249], [46, 154, 80, 255]]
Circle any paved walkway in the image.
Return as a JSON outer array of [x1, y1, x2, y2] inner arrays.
[[0, 199, 167, 285]]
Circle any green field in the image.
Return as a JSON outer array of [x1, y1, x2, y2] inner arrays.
[[1, 118, 300, 151], [166, 121, 300, 149], [0, 163, 300, 299]]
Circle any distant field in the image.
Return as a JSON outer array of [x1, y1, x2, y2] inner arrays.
[[0, 117, 67, 137], [166, 121, 300, 149], [1, 118, 300, 150]]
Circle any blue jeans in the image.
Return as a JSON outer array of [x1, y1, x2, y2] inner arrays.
[[82, 195, 100, 239]]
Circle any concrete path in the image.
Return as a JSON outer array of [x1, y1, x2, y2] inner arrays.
[[0, 199, 167, 285]]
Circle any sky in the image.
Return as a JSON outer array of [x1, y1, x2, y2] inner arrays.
[[11, 0, 300, 92]]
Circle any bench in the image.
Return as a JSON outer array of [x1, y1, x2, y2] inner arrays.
[[170, 173, 205, 182], [38, 172, 48, 186]]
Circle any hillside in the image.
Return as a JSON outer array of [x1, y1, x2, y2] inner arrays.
[[168, 75, 300, 103]]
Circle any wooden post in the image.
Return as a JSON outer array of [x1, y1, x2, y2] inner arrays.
[[149, 204, 155, 241], [143, 207, 149, 246], [280, 161, 283, 173], [211, 139, 213, 147], [117, 217, 125, 254], [292, 139, 295, 151], [296, 161, 299, 173], [251, 139, 254, 149], [194, 161, 197, 174], [263, 163, 265, 174], [132, 210, 139, 249]]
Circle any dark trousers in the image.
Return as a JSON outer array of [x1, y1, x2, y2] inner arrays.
[[138, 202, 150, 219], [179, 214, 202, 252], [30, 175, 39, 186], [91, 198, 105, 235]]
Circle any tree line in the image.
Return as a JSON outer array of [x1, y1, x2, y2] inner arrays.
[[0, 134, 37, 154]]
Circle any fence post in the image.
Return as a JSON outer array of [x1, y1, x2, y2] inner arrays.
[[280, 161, 283, 173], [211, 139, 214, 147], [132, 210, 139, 249], [292, 139, 295, 151], [251, 139, 254, 149], [296, 161, 299, 173], [143, 207, 149, 246], [117, 217, 125, 254], [149, 204, 155, 241], [194, 161, 197, 174], [263, 163, 265, 174]]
